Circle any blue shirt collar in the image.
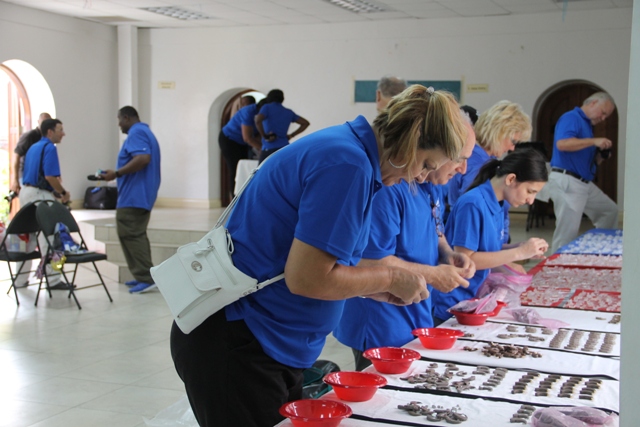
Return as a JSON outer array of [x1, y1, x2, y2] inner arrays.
[[478, 179, 502, 215], [347, 116, 382, 193], [575, 106, 591, 123], [473, 143, 493, 161]]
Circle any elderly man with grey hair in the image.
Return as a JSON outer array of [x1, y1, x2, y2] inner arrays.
[[376, 76, 407, 113], [547, 91, 618, 252]]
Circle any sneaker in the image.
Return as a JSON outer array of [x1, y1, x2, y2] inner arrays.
[[49, 282, 76, 290], [124, 280, 139, 287], [129, 282, 157, 294]]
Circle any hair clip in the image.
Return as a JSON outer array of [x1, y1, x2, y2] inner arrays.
[[427, 86, 435, 94]]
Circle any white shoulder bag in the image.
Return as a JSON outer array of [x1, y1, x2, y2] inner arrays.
[[150, 165, 284, 334]]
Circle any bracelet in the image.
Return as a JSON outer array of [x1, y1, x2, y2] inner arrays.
[[60, 190, 67, 196]]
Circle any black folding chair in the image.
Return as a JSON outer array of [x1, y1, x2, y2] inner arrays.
[[0, 201, 44, 305], [35, 200, 113, 309]]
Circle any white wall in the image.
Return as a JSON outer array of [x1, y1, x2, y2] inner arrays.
[[0, 2, 119, 203], [143, 8, 632, 207]]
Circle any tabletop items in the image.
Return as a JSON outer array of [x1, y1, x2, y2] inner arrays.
[[277, 230, 622, 427]]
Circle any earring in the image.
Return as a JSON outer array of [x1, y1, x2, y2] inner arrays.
[[388, 159, 407, 169]]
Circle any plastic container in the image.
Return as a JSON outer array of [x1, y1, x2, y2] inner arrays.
[[323, 371, 387, 402], [362, 347, 421, 374], [449, 310, 491, 326], [411, 328, 464, 350], [279, 399, 352, 427]]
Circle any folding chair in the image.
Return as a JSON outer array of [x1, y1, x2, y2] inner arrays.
[[35, 200, 113, 309], [0, 201, 44, 305]]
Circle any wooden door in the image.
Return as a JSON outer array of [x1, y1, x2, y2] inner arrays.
[[535, 82, 618, 202]]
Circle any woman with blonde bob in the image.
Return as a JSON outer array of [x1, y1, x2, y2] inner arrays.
[[447, 100, 532, 207], [170, 85, 467, 427]]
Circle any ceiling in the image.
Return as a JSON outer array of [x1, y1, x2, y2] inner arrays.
[[2, 0, 633, 29]]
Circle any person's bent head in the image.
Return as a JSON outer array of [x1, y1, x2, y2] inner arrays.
[[376, 76, 408, 113], [38, 112, 52, 127], [266, 89, 285, 104], [428, 111, 476, 185], [240, 95, 256, 107], [460, 105, 478, 126], [475, 101, 531, 157], [373, 85, 467, 186], [468, 148, 548, 208], [582, 92, 615, 126], [117, 106, 140, 135]]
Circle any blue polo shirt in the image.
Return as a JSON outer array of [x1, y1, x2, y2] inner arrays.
[[22, 138, 60, 191], [225, 116, 382, 368], [334, 181, 439, 350], [222, 104, 258, 145], [116, 122, 161, 211], [446, 144, 490, 207], [258, 102, 299, 150], [550, 107, 597, 181], [432, 179, 504, 321], [446, 144, 510, 243]]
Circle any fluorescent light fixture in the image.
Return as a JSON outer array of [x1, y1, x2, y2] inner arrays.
[[142, 6, 215, 20], [322, 0, 389, 13]]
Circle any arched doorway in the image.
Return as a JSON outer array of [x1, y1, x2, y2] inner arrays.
[[218, 89, 265, 207], [533, 80, 618, 203], [0, 60, 55, 217]]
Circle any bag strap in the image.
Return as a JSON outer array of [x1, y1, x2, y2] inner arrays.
[[215, 161, 262, 228], [216, 159, 286, 287]]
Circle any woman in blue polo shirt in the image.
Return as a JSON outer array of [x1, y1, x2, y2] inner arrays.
[[170, 85, 468, 427], [335, 116, 478, 371], [218, 96, 263, 198], [432, 148, 549, 323], [255, 89, 310, 162]]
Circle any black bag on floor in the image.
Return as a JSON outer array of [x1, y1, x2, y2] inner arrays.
[[83, 186, 117, 209]]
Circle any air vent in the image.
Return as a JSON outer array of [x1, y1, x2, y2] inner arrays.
[[322, 0, 390, 13], [142, 6, 215, 20], [90, 16, 141, 23]]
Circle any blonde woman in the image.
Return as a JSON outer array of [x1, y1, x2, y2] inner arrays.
[[170, 85, 467, 427]]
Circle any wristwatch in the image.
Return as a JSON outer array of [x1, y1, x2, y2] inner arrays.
[[115, 170, 122, 178], [60, 190, 67, 196]]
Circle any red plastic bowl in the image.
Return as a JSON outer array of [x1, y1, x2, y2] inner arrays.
[[323, 371, 387, 402], [412, 328, 464, 350], [362, 347, 421, 374], [449, 310, 491, 326], [279, 399, 352, 427]]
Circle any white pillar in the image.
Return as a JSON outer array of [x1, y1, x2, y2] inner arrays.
[[117, 24, 138, 113], [620, 2, 640, 426]]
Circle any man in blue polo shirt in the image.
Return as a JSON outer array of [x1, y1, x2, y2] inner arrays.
[[99, 106, 161, 294], [21, 118, 69, 288], [547, 92, 618, 252], [254, 89, 309, 163]]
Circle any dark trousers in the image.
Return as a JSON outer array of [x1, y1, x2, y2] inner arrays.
[[218, 130, 249, 197], [351, 347, 372, 371], [170, 310, 304, 427], [258, 147, 284, 164], [116, 208, 153, 283]]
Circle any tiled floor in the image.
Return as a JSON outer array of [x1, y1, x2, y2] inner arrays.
[[0, 208, 601, 426]]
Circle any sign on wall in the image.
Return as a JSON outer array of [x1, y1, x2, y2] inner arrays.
[[354, 80, 462, 102]]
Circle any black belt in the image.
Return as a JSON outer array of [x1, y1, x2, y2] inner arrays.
[[551, 167, 589, 184]]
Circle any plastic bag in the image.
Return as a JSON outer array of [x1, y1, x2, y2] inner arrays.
[[143, 395, 198, 427], [532, 407, 618, 427], [505, 307, 570, 330], [448, 293, 497, 314], [476, 264, 532, 307]]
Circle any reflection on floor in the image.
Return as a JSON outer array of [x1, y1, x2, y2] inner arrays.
[[0, 208, 600, 426]]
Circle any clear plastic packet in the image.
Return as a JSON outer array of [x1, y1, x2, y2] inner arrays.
[[448, 293, 497, 314], [505, 307, 570, 329], [532, 407, 618, 427], [476, 264, 533, 307]]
